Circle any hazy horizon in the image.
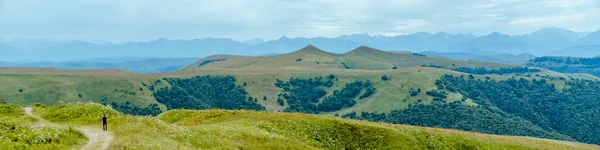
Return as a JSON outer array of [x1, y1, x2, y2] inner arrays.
[[0, 27, 594, 44], [1, 0, 599, 42]]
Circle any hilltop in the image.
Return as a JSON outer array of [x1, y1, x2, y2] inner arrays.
[[1, 103, 598, 150], [182, 45, 512, 71]]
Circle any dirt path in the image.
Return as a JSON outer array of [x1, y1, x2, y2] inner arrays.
[[23, 107, 113, 150]]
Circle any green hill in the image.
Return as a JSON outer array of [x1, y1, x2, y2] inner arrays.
[[3, 46, 600, 147], [182, 45, 514, 71], [2, 103, 598, 150]]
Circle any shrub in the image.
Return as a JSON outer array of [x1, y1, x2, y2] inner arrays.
[[381, 75, 389, 81]]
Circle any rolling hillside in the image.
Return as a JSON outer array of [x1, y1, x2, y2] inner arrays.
[[3, 46, 600, 146], [183, 45, 512, 71], [2, 103, 598, 150]]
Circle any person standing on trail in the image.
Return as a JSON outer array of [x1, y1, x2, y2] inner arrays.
[[102, 114, 108, 131]]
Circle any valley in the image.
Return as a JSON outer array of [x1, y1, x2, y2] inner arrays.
[[4, 1, 600, 149], [3, 45, 600, 149]]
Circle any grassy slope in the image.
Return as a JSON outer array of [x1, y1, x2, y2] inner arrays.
[[341, 46, 510, 70], [26, 103, 600, 150], [0, 69, 170, 111], [0, 104, 87, 150], [160, 67, 472, 112], [1, 66, 595, 114]]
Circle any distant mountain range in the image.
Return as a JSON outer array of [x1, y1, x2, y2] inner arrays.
[[0, 57, 198, 74], [0, 27, 598, 63]]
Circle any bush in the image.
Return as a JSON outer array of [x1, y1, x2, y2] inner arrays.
[[381, 75, 389, 81], [277, 98, 285, 106]]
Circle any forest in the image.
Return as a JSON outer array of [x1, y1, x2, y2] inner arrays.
[[529, 57, 600, 77], [344, 74, 600, 145], [275, 76, 375, 113], [532, 56, 600, 65], [342, 101, 568, 140], [153, 75, 265, 111]]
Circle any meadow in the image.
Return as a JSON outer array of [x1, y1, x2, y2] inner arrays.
[[2, 103, 598, 150]]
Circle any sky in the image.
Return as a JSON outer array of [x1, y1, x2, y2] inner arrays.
[[0, 0, 599, 42]]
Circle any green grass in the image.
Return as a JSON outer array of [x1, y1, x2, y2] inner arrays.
[[40, 103, 119, 125], [153, 109, 596, 149], [0, 122, 87, 150], [5, 103, 599, 149], [0, 103, 24, 119], [0, 74, 168, 111], [0, 104, 87, 150]]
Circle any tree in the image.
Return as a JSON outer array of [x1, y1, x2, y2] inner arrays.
[[277, 97, 285, 106], [263, 96, 267, 101], [18, 89, 23, 92], [381, 75, 389, 81], [327, 74, 336, 80], [78, 94, 83, 98]]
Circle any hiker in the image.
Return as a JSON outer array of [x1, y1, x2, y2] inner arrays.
[[102, 114, 108, 131]]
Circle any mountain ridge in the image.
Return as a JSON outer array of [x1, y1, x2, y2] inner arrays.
[[5, 27, 597, 62]]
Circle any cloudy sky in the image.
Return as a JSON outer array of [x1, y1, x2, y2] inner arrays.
[[0, 0, 598, 42]]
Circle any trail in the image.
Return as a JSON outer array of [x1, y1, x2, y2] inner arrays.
[[23, 107, 113, 150]]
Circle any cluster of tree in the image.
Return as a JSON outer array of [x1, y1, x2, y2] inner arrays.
[[108, 101, 162, 116], [276, 77, 332, 113], [535, 66, 600, 77], [578, 58, 600, 65], [421, 64, 441, 68], [425, 90, 447, 99], [409, 88, 421, 97], [343, 74, 600, 145], [341, 62, 350, 69], [433, 74, 600, 144], [342, 101, 569, 140], [452, 67, 540, 75], [319, 81, 376, 112], [198, 59, 226, 67], [531, 57, 600, 65], [275, 76, 376, 113], [532, 57, 566, 63], [360, 82, 376, 99], [153, 75, 265, 111], [412, 53, 426, 57]]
